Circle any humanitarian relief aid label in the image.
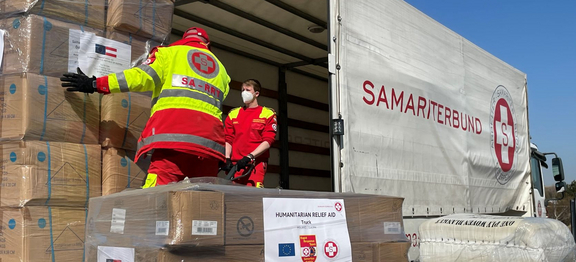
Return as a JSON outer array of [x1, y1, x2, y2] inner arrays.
[[192, 220, 217, 236], [69, 29, 131, 77], [155, 221, 170, 236], [384, 222, 402, 234], [110, 208, 126, 234], [97, 246, 134, 262], [263, 198, 352, 261]]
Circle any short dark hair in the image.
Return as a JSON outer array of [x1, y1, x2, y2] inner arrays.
[[243, 79, 261, 92]]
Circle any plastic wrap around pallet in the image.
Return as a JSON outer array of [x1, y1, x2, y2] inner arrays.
[[0, 73, 100, 144], [419, 214, 576, 262], [0, 141, 101, 207], [86, 179, 409, 262], [0, 0, 106, 29], [0, 14, 103, 77], [107, 0, 174, 42], [106, 29, 162, 67], [0, 206, 87, 262]]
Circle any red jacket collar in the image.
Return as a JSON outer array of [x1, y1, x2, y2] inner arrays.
[[169, 39, 210, 50]]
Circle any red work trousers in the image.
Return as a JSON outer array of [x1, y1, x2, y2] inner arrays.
[[232, 160, 267, 188], [143, 149, 219, 188]]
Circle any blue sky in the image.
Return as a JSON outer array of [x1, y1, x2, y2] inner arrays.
[[404, 0, 576, 186]]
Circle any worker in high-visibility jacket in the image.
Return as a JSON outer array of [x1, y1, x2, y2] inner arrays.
[[60, 27, 230, 187]]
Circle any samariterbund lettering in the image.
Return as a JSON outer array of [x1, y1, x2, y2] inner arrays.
[[362, 80, 483, 134]]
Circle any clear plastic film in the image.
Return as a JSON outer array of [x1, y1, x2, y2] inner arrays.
[[85, 180, 410, 262], [419, 214, 576, 262], [0, 14, 103, 77], [106, 30, 162, 67], [0, 206, 87, 262], [0, 73, 100, 144], [102, 147, 150, 196], [106, 0, 174, 42], [100, 92, 151, 151], [0, 0, 106, 30], [0, 141, 101, 207]]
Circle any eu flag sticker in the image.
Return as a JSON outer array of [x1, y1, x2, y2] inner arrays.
[[278, 243, 295, 257]]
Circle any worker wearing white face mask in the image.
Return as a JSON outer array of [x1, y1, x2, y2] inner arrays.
[[223, 79, 277, 187]]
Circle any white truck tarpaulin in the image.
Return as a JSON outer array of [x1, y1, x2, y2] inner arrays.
[[332, 0, 531, 216]]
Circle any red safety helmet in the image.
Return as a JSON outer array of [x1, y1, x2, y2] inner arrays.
[[183, 27, 210, 45]]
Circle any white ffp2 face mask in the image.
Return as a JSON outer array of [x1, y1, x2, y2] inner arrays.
[[242, 91, 254, 103]]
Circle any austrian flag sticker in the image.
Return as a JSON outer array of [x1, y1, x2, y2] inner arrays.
[[95, 44, 117, 58]]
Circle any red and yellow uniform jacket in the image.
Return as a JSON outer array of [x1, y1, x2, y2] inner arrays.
[[224, 106, 277, 161], [96, 39, 230, 162]]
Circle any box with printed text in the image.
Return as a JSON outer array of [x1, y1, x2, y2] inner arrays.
[[102, 147, 150, 195], [0, 206, 86, 262], [0, 73, 100, 144], [0, 141, 101, 207]]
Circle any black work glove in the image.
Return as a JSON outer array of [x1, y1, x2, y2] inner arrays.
[[236, 155, 253, 170], [221, 158, 233, 172], [60, 67, 97, 93]]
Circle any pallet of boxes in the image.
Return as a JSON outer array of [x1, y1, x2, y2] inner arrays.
[[101, 0, 173, 196], [0, 0, 172, 261], [0, 1, 104, 261], [85, 182, 411, 261]]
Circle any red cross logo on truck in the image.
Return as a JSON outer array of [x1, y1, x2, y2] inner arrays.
[[324, 241, 339, 258], [490, 85, 518, 185], [493, 98, 515, 172]]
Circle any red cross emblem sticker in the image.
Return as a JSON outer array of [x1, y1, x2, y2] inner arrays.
[[493, 98, 515, 172], [334, 202, 343, 212], [188, 50, 220, 79], [192, 52, 216, 74], [324, 241, 338, 258]]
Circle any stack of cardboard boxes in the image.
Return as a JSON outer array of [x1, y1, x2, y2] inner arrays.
[[0, 0, 173, 260], [0, 1, 105, 261], [99, 0, 175, 195], [85, 183, 410, 261]]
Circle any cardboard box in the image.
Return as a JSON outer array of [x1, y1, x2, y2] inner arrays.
[[85, 184, 406, 252], [0, 0, 105, 29], [107, 0, 174, 41], [0, 73, 100, 144], [106, 29, 162, 66], [85, 184, 224, 254], [0, 15, 102, 77], [102, 147, 150, 195], [0, 206, 86, 262], [0, 141, 101, 207], [100, 92, 151, 150]]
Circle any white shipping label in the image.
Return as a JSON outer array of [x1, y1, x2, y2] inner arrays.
[[110, 208, 126, 234], [263, 198, 352, 262], [192, 220, 217, 236], [156, 221, 170, 236], [97, 246, 135, 262], [384, 222, 402, 234], [78, 31, 131, 77]]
